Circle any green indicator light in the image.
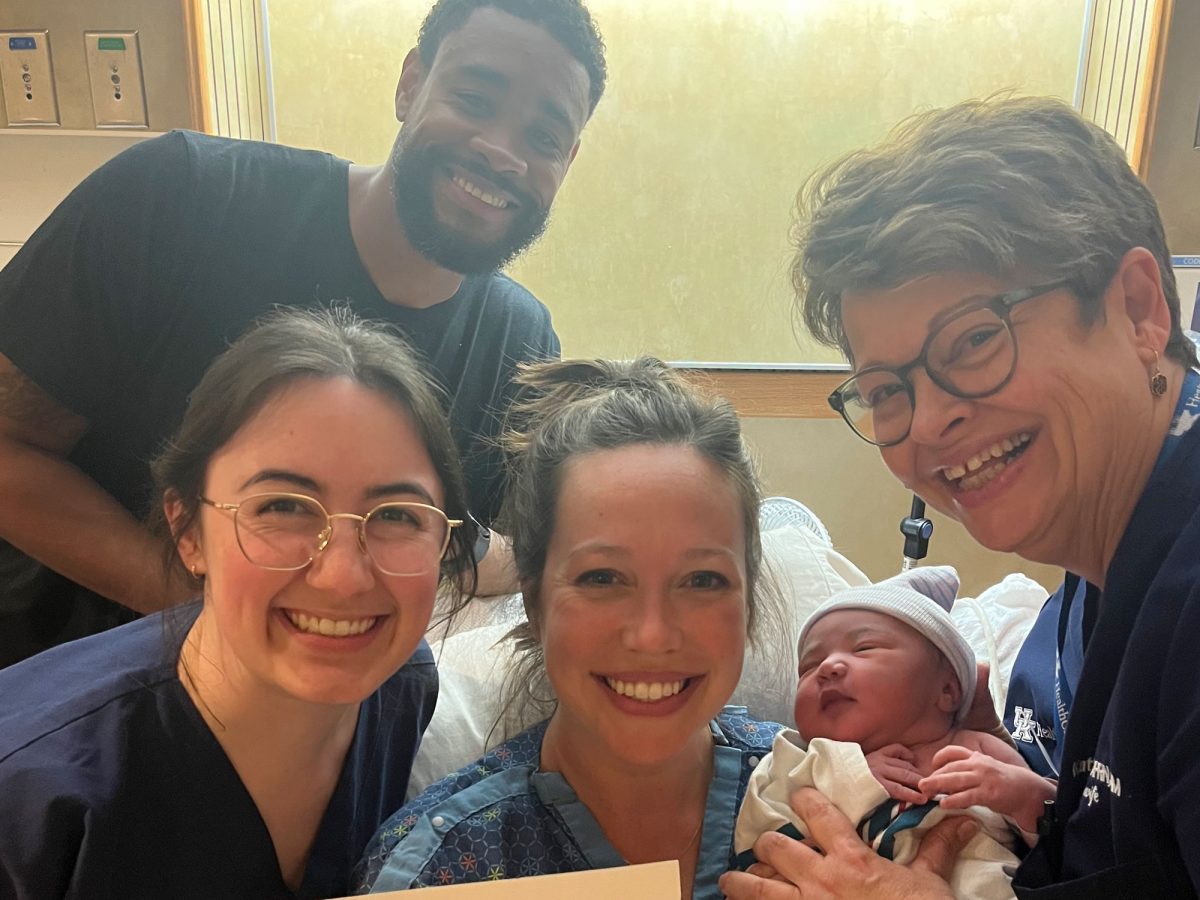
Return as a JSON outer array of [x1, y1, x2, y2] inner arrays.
[[98, 37, 126, 51]]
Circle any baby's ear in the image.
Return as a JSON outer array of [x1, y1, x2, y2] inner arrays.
[[936, 663, 963, 715]]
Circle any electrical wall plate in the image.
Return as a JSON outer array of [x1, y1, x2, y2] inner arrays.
[[84, 30, 147, 128], [0, 31, 60, 126]]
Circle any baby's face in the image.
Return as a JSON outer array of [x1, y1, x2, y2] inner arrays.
[[794, 609, 959, 755]]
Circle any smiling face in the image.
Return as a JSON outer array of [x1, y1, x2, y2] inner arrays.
[[794, 609, 959, 754], [842, 268, 1162, 565], [173, 377, 445, 707], [535, 444, 749, 770], [389, 7, 590, 275]]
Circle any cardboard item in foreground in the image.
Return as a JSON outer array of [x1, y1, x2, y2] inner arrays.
[[351, 860, 680, 898]]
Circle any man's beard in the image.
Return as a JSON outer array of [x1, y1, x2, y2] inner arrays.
[[389, 139, 551, 276]]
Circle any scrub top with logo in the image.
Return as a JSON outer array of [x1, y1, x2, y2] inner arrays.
[[1013, 371, 1200, 898]]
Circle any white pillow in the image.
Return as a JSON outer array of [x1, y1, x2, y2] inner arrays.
[[409, 623, 517, 798], [951, 573, 1049, 714]]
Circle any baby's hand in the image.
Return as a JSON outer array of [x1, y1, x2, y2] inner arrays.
[[865, 743, 928, 804], [919, 745, 1056, 836]]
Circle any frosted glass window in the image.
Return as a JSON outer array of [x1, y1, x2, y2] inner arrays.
[[265, 1, 1087, 363]]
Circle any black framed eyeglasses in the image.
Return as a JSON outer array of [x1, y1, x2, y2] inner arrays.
[[828, 280, 1071, 447], [200, 492, 462, 576]]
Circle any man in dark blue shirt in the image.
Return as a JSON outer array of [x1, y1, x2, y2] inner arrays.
[[0, 0, 608, 667]]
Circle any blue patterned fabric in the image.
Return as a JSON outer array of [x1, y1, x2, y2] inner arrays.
[[357, 707, 782, 898]]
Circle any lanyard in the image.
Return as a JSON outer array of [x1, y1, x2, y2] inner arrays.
[[1158, 368, 1200, 465], [1054, 579, 1076, 733], [1051, 576, 1089, 776]]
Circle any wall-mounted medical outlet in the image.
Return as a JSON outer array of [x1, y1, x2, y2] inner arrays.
[[0, 32, 60, 126], [84, 31, 147, 128]]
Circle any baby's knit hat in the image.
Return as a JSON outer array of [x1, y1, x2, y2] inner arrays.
[[797, 566, 976, 723]]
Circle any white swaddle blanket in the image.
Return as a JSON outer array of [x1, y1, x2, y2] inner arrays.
[[735, 730, 1019, 900]]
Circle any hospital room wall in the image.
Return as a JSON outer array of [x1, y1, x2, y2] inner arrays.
[[1144, 0, 1200, 258], [0, 0, 194, 130], [0, 0, 196, 267]]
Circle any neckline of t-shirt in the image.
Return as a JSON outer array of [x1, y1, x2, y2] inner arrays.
[[332, 159, 483, 321]]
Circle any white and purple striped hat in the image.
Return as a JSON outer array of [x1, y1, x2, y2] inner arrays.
[[797, 566, 975, 723]]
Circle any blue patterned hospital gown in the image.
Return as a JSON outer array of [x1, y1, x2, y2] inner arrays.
[[357, 706, 782, 899]]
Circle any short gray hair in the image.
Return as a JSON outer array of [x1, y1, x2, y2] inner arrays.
[[795, 95, 1197, 368]]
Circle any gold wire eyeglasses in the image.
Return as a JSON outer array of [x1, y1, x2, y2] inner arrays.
[[199, 492, 462, 576]]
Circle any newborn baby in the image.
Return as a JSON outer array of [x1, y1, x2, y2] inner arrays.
[[735, 567, 1052, 900]]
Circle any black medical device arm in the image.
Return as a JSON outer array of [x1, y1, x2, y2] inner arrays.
[[900, 495, 934, 571]]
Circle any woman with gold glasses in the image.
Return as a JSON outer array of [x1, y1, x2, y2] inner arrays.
[[723, 97, 1200, 899], [0, 307, 475, 898]]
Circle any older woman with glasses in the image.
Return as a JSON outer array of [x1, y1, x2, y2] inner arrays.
[[722, 97, 1200, 900], [0, 308, 474, 899]]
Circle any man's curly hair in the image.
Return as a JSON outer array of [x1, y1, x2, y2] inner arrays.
[[417, 0, 607, 115]]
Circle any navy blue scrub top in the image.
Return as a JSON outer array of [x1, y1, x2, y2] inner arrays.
[[0, 603, 436, 899]]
